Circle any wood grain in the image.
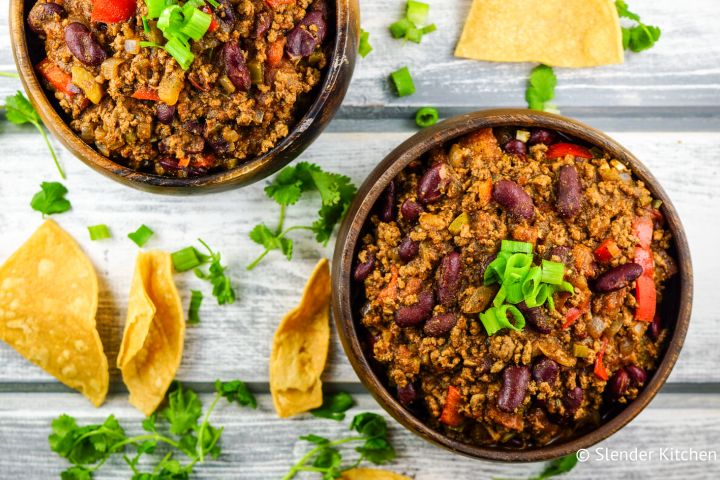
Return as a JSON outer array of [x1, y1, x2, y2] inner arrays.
[[0, 126, 717, 385], [0, 392, 718, 479], [1, 0, 719, 113]]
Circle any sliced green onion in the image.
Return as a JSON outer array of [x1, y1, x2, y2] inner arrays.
[[205, 0, 219, 7], [171, 246, 204, 272], [484, 251, 510, 285], [505, 281, 524, 304], [421, 23, 437, 34], [142, 16, 151, 34], [541, 259, 565, 285], [415, 107, 439, 128], [180, 8, 212, 41], [359, 29, 373, 58], [521, 266, 541, 297], [128, 225, 154, 247], [405, 26, 423, 43], [165, 36, 195, 70], [147, 0, 168, 19], [157, 4, 183, 32], [390, 66, 416, 97], [504, 253, 533, 280], [480, 305, 525, 336], [406, 0, 430, 26], [88, 224, 111, 241], [389, 18, 413, 39], [501, 240, 533, 254], [492, 284, 506, 308], [188, 289, 203, 324]]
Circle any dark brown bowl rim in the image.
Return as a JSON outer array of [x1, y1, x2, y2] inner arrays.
[[10, 0, 357, 193], [332, 109, 694, 462]]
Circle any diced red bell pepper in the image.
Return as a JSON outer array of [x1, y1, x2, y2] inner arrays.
[[632, 215, 653, 249], [594, 338, 609, 381], [193, 153, 216, 169], [546, 143, 594, 160], [439, 386, 464, 427], [594, 238, 621, 263], [562, 307, 583, 330], [635, 271, 656, 322], [202, 6, 219, 32], [267, 38, 286, 67], [91, 0, 136, 23], [264, 0, 296, 9], [632, 215, 656, 322], [36, 59, 76, 97], [131, 87, 161, 101]]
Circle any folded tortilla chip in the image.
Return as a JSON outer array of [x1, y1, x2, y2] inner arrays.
[[342, 468, 412, 480], [0, 220, 108, 406], [270, 258, 331, 418], [118, 251, 185, 415], [455, 0, 624, 68]]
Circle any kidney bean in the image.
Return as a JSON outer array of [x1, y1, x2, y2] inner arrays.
[[424, 312, 458, 337], [555, 165, 582, 218], [607, 368, 631, 399], [395, 290, 435, 327], [158, 156, 181, 171], [253, 11, 271, 38], [398, 236, 419, 262], [497, 365, 531, 412], [548, 245, 571, 264], [206, 135, 230, 155], [594, 263, 644, 293], [516, 301, 551, 334], [625, 364, 647, 385], [648, 313, 663, 340], [397, 383, 417, 406], [400, 199, 423, 221], [493, 127, 514, 146], [504, 139, 527, 156], [492, 179, 535, 220], [532, 357, 559, 384], [564, 387, 584, 415], [417, 163, 448, 204], [184, 119, 204, 136], [436, 252, 462, 307], [223, 42, 251, 91], [156, 104, 176, 124], [28, 1, 64, 34], [64, 23, 106, 66], [286, 11, 327, 58], [528, 128, 557, 146], [215, 0, 236, 26], [311, 0, 329, 17], [378, 180, 396, 222], [353, 254, 375, 282]]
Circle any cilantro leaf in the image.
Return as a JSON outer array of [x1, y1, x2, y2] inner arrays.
[[61, 466, 93, 480], [4, 91, 65, 178], [265, 166, 305, 206], [525, 65, 557, 112], [532, 452, 579, 480], [161, 383, 203, 436], [311, 392, 354, 421], [215, 379, 257, 409], [356, 436, 396, 465], [615, 0, 640, 21], [615, 1, 661, 53], [49, 414, 127, 467], [30, 181, 71, 216], [249, 224, 293, 261], [300, 434, 331, 445], [193, 239, 236, 305]]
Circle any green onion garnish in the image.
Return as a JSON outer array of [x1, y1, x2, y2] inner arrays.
[[415, 107, 439, 128], [188, 289, 203, 324], [421, 23, 437, 34], [180, 7, 212, 40], [540, 260, 565, 285], [141, 16, 151, 34], [164, 37, 195, 70], [171, 246, 204, 272], [405, 26, 423, 43], [406, 0, 430, 26], [128, 225, 154, 247], [359, 29, 373, 58], [501, 240, 533, 254], [389, 18, 412, 39], [480, 305, 525, 336], [88, 224, 111, 241], [147, 0, 167, 18], [391, 66, 416, 97]]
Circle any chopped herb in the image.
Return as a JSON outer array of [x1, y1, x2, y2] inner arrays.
[[4, 91, 64, 178], [49, 380, 254, 479], [525, 64, 557, 112], [390, 66, 416, 97], [311, 392, 355, 421], [389, 1, 436, 44], [188, 289, 203, 324], [282, 412, 395, 480], [30, 181, 71, 216], [415, 106, 439, 128], [616, 1, 661, 53], [87, 224, 111, 241], [193, 239, 235, 305], [531, 452, 579, 480], [214, 379, 257, 409], [247, 162, 357, 270], [127, 224, 154, 247], [359, 29, 373, 58]]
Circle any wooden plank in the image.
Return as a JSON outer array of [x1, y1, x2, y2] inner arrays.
[[1, 0, 719, 111], [0, 127, 718, 385], [0, 392, 718, 478]]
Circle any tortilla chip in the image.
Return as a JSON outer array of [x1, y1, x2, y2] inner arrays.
[[342, 468, 412, 480], [118, 251, 184, 415], [0, 220, 108, 406], [270, 258, 331, 418], [455, 0, 624, 68]]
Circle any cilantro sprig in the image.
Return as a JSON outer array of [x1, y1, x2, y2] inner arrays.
[[3, 91, 65, 178], [30, 181, 71, 216], [616, 1, 661, 53], [247, 162, 356, 270], [172, 239, 236, 307], [530, 452, 579, 480], [311, 392, 354, 421], [49, 380, 256, 479], [525, 65, 557, 113], [282, 412, 396, 480]]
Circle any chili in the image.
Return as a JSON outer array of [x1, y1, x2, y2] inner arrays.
[[36, 59, 76, 97], [594, 238, 620, 263], [632, 215, 656, 322], [91, 0, 136, 23], [439, 386, 464, 427], [546, 142, 594, 160], [594, 337, 609, 381]]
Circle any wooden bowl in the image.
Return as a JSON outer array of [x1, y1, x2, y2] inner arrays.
[[10, 0, 359, 194], [332, 110, 693, 462]]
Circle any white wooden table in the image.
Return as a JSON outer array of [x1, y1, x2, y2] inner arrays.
[[1, 0, 720, 478]]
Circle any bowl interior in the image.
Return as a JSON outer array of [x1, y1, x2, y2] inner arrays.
[[12, 0, 358, 193], [332, 110, 693, 462]]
